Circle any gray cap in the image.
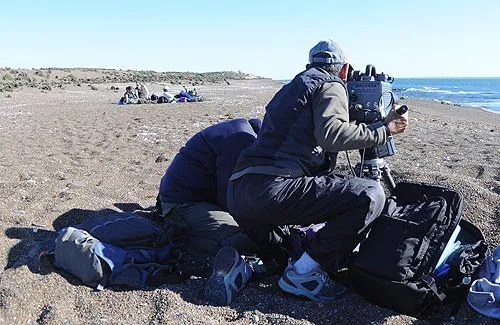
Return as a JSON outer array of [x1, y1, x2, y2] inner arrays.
[[309, 40, 346, 64]]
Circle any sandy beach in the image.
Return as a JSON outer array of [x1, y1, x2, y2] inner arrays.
[[0, 72, 498, 324]]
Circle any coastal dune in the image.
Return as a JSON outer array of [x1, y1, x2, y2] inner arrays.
[[0, 74, 498, 324]]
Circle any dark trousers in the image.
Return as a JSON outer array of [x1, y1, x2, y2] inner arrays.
[[227, 173, 385, 273], [160, 200, 257, 257]]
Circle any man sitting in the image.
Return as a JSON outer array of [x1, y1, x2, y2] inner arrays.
[[122, 86, 139, 104], [136, 82, 150, 100], [158, 86, 177, 103]]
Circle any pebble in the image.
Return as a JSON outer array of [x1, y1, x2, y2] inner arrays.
[[155, 153, 168, 163]]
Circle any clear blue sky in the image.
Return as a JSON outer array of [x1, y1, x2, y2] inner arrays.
[[1, 0, 499, 80]]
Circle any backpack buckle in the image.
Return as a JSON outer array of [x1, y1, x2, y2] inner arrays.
[[420, 274, 435, 287], [420, 274, 446, 301]]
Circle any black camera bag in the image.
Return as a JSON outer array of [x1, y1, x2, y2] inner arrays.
[[350, 182, 487, 316]]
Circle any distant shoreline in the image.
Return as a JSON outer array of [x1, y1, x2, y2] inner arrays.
[[0, 67, 266, 93], [401, 97, 500, 126], [2, 71, 499, 119], [277, 78, 500, 115], [397, 95, 500, 115], [396, 76, 500, 79]]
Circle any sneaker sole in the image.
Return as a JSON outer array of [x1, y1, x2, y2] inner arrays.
[[278, 276, 345, 303], [204, 246, 239, 306]]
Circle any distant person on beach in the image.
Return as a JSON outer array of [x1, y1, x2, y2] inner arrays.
[[136, 82, 149, 100], [211, 39, 409, 304], [120, 86, 139, 104], [177, 86, 203, 102], [158, 86, 177, 103], [157, 118, 262, 260]]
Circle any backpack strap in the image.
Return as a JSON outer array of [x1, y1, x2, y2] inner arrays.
[[413, 198, 448, 266], [420, 274, 446, 301], [413, 225, 434, 265]]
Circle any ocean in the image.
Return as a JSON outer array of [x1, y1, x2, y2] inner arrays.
[[393, 77, 500, 113], [280, 77, 500, 113]]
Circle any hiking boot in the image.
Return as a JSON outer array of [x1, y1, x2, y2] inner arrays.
[[278, 264, 346, 302], [204, 246, 252, 306]]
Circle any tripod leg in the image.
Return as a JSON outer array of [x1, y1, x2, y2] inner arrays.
[[381, 166, 396, 191]]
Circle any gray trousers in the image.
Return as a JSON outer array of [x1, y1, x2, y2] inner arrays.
[[160, 200, 257, 256], [227, 173, 386, 273]]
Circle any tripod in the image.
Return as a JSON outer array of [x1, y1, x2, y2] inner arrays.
[[354, 155, 396, 191], [347, 134, 399, 191]]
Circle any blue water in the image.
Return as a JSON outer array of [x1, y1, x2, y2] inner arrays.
[[393, 77, 500, 113]]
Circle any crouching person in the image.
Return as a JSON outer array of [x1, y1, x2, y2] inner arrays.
[[158, 118, 267, 305], [158, 118, 262, 256]]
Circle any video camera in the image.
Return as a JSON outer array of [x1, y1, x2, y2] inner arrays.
[[346, 65, 407, 189], [347, 64, 397, 159]]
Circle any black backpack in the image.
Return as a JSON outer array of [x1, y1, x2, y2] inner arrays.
[[350, 182, 487, 317]]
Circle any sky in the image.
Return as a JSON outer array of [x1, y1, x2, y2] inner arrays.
[[1, 1, 499, 80]]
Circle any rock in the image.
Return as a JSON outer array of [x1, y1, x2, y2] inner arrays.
[[155, 153, 169, 163], [36, 304, 54, 324], [2, 84, 14, 92]]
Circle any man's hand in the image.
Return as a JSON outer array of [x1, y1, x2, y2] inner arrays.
[[385, 104, 409, 135]]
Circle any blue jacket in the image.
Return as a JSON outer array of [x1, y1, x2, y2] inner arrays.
[[159, 118, 261, 209]]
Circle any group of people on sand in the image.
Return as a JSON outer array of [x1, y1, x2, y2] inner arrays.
[[154, 39, 409, 305], [119, 83, 202, 105]]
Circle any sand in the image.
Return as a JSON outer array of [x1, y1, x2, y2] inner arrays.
[[0, 75, 498, 325]]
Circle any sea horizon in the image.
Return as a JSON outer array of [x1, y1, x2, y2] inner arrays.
[[278, 76, 500, 114], [393, 77, 500, 113]]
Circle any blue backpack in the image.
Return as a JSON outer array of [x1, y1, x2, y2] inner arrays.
[[51, 212, 183, 290]]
